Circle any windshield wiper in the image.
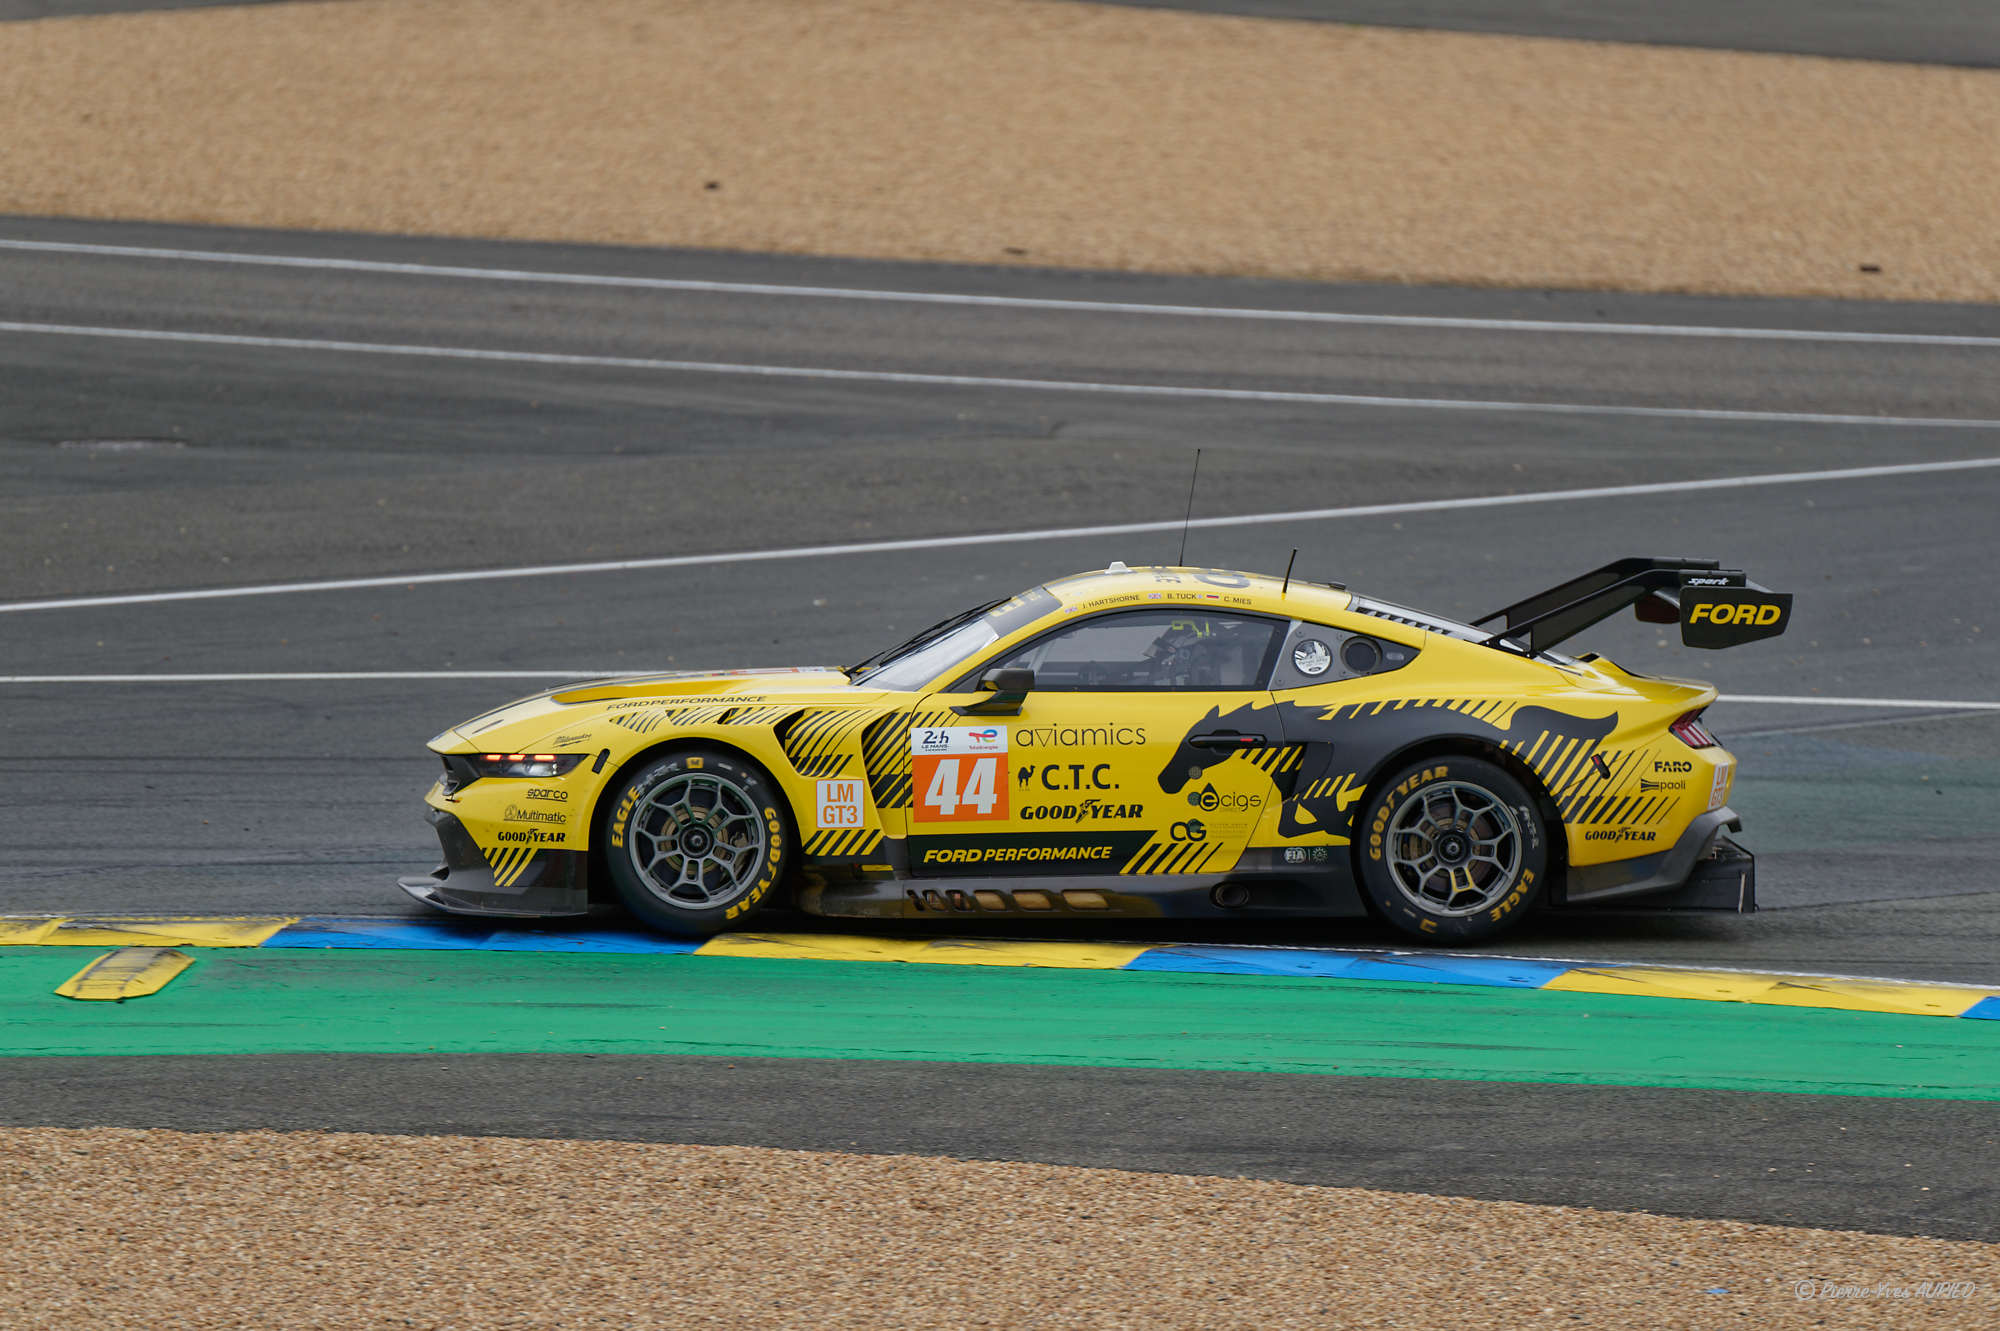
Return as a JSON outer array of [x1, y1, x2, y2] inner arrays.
[[846, 598, 1007, 678]]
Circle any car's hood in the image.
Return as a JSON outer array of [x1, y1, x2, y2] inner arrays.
[[428, 666, 891, 754], [548, 666, 854, 705]]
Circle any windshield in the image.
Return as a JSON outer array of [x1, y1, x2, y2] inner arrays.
[[849, 585, 1060, 690], [858, 618, 1002, 691]]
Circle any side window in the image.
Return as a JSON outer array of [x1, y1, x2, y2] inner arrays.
[[1269, 620, 1421, 690], [979, 609, 1284, 691]]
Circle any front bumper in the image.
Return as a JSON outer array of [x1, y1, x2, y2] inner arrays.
[[398, 807, 590, 918], [1557, 806, 1755, 913]]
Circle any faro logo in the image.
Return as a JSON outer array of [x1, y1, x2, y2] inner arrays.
[[1688, 602, 1783, 626], [1655, 760, 1694, 773]]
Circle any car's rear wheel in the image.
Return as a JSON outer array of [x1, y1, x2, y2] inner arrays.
[[1356, 755, 1547, 943], [603, 748, 792, 937]]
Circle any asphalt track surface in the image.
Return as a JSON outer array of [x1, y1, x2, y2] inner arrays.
[[4, 215, 1998, 1236], [7, 0, 1997, 67], [1091, 0, 2000, 67]]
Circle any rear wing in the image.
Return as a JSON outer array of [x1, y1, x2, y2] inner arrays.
[[1473, 557, 1793, 655]]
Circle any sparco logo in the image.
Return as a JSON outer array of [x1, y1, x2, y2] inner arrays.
[[1654, 760, 1694, 773], [1684, 576, 1731, 586]]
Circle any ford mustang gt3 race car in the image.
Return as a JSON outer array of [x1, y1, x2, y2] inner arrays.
[[401, 557, 1791, 942]]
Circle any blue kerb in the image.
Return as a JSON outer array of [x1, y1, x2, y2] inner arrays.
[[265, 918, 700, 954], [1123, 945, 1571, 989]]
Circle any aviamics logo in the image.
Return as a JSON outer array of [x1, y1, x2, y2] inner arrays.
[[1686, 601, 1784, 626]]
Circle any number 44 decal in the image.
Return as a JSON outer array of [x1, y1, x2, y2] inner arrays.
[[914, 754, 1010, 822]]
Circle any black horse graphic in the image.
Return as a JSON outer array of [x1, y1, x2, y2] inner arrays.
[[1159, 699, 1618, 839]]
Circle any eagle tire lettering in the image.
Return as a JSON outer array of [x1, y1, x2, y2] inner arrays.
[[602, 748, 795, 938]]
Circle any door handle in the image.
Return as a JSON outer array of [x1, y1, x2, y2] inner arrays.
[[1188, 731, 1265, 750]]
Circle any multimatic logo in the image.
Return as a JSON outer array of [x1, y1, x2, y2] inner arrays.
[[504, 805, 567, 825]]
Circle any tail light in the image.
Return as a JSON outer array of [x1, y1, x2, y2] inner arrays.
[[1670, 711, 1718, 749]]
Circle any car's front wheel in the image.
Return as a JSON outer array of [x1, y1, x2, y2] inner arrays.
[[603, 748, 792, 937], [1355, 755, 1548, 943]]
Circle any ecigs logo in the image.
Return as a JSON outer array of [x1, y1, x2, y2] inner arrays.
[[1186, 783, 1263, 813]]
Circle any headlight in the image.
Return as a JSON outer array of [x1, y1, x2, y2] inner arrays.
[[472, 753, 588, 779]]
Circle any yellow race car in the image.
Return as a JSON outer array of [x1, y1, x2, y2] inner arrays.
[[401, 557, 1791, 943]]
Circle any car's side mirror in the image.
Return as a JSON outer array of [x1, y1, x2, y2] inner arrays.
[[952, 666, 1033, 716]]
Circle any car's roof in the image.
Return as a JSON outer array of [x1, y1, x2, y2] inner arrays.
[[1042, 564, 1354, 620]]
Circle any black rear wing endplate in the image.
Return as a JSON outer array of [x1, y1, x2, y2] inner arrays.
[[1474, 556, 1791, 655]]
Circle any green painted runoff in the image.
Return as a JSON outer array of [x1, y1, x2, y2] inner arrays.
[[3, 948, 1995, 1099]]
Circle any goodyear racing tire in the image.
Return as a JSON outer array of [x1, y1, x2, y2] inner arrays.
[[1356, 755, 1547, 944], [603, 747, 793, 937]]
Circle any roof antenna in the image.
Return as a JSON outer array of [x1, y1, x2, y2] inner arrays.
[[1281, 547, 1298, 597], [1175, 448, 1202, 567]]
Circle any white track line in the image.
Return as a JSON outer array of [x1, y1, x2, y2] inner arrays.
[[1, 676, 1995, 712], [4, 237, 1997, 348], [4, 320, 2000, 429], [3, 456, 1997, 616]]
